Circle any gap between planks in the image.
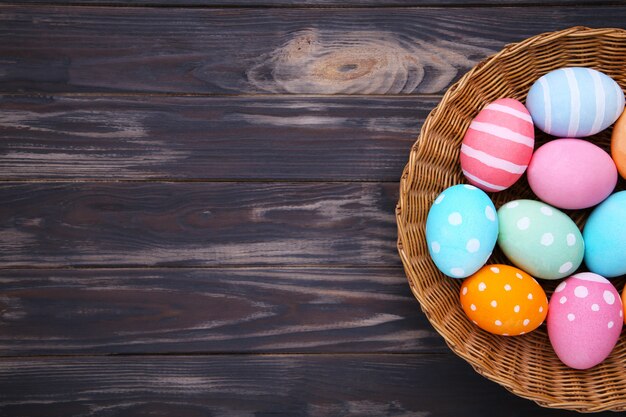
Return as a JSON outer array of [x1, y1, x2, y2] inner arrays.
[[0, 352, 446, 359], [0, 264, 406, 270], [0, 2, 620, 9], [0, 92, 445, 99], [0, 265, 404, 270], [0, 179, 404, 184]]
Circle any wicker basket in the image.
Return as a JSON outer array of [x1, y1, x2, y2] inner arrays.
[[396, 26, 626, 413]]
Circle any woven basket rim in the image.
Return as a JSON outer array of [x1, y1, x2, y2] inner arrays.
[[396, 26, 626, 412]]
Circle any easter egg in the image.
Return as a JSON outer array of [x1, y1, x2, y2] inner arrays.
[[583, 191, 626, 278], [611, 108, 626, 179], [527, 138, 617, 209], [526, 67, 625, 137], [425, 184, 498, 278], [497, 200, 584, 280], [460, 264, 548, 336], [460, 98, 534, 192], [547, 273, 622, 369]]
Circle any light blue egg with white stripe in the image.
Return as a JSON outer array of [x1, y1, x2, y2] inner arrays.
[[526, 67, 625, 137], [425, 184, 498, 278]]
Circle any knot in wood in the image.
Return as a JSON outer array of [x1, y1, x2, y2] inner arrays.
[[247, 29, 492, 94]]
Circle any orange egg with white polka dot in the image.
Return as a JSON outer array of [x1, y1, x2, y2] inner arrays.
[[460, 264, 548, 336]]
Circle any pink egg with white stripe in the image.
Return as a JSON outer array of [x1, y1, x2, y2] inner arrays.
[[461, 98, 535, 192], [547, 273, 623, 370]]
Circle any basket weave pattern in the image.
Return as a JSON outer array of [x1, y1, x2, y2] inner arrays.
[[396, 27, 626, 412]]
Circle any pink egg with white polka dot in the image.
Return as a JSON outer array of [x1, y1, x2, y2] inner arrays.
[[547, 272, 623, 370]]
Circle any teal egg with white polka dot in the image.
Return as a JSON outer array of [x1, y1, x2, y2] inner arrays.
[[497, 200, 584, 280], [425, 184, 498, 278], [583, 191, 626, 278]]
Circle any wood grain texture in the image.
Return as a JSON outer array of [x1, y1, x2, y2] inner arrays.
[[0, 267, 444, 355], [0, 354, 611, 417], [1, 0, 612, 6], [3, 6, 626, 94], [0, 182, 400, 267], [0, 95, 428, 181]]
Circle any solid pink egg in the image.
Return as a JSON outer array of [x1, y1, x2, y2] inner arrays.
[[460, 98, 534, 192], [527, 139, 617, 209]]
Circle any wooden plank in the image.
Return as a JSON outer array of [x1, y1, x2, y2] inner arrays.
[[1, 0, 608, 5], [0, 354, 612, 416], [0, 182, 400, 267], [3, 6, 626, 95], [0, 267, 444, 355], [0, 95, 427, 181]]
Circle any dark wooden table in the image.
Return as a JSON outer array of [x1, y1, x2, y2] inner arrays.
[[2, 1, 626, 416]]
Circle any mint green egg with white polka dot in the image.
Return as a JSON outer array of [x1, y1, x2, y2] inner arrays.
[[497, 200, 584, 280]]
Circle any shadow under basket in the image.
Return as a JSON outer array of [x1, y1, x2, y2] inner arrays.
[[396, 26, 626, 413]]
